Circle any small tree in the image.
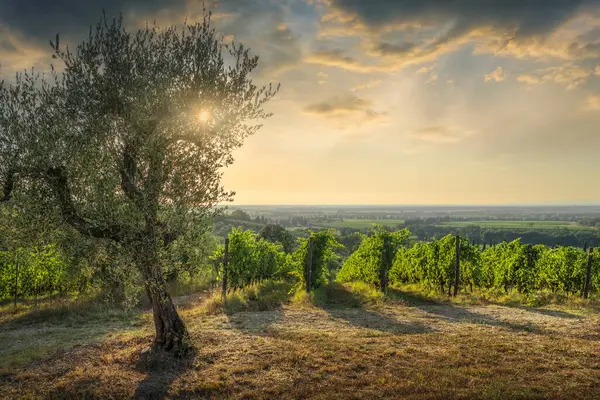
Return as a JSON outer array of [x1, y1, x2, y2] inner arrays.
[[230, 209, 251, 221], [259, 224, 294, 253], [0, 12, 278, 352]]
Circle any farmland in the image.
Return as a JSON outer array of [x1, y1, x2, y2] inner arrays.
[[438, 220, 594, 230], [312, 218, 406, 230]]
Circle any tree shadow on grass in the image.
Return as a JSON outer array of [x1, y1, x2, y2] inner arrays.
[[226, 308, 285, 336], [325, 308, 435, 334], [0, 297, 142, 329], [46, 377, 106, 399], [387, 287, 544, 334], [314, 283, 435, 335], [502, 305, 583, 320], [0, 299, 145, 373], [220, 280, 293, 336], [133, 349, 197, 400]]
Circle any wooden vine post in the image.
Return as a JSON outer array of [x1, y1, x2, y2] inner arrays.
[[13, 256, 19, 312], [222, 237, 229, 302], [306, 237, 313, 293], [583, 247, 593, 299], [453, 234, 460, 297], [380, 234, 390, 293]]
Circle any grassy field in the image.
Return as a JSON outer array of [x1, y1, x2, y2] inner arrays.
[[438, 220, 593, 230], [311, 218, 594, 231], [313, 218, 405, 229], [1, 284, 599, 399]]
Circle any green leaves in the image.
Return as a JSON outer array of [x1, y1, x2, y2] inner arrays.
[[214, 227, 287, 290], [0, 245, 70, 299], [338, 225, 409, 286], [389, 236, 598, 296], [291, 230, 342, 290], [537, 246, 586, 294]]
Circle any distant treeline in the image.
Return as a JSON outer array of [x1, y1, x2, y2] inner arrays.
[[213, 211, 600, 248], [405, 224, 600, 248]]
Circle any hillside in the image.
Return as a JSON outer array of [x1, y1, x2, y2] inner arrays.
[[1, 285, 599, 399]]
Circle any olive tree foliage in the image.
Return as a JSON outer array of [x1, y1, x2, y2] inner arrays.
[[0, 12, 279, 352]]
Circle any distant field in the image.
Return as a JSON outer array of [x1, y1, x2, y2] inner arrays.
[[439, 220, 593, 230], [313, 218, 405, 229]]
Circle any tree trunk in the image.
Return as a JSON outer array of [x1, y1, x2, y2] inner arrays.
[[137, 248, 189, 354], [144, 276, 188, 353]]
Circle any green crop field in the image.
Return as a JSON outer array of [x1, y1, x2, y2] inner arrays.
[[438, 220, 593, 230], [313, 218, 405, 229]]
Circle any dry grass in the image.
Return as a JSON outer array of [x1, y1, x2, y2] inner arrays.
[[1, 283, 599, 399]]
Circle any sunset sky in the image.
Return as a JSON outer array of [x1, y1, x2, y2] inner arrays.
[[2, 0, 600, 205]]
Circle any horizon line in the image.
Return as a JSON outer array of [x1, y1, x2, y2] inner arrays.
[[223, 203, 600, 207]]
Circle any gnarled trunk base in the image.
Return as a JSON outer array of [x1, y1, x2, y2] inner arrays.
[[143, 271, 190, 355]]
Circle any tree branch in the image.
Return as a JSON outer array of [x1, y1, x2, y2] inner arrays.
[[162, 228, 180, 247], [45, 167, 127, 242], [1, 168, 16, 203], [119, 145, 145, 211], [1, 166, 128, 242]]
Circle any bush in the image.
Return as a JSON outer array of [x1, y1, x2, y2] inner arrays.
[[212, 228, 288, 291], [288, 230, 342, 290], [338, 225, 409, 287]]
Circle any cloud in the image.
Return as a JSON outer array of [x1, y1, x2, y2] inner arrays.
[[326, 0, 585, 38], [414, 64, 438, 83], [304, 49, 396, 72], [303, 94, 384, 120], [350, 79, 383, 91], [0, 0, 305, 77], [407, 126, 475, 144], [541, 64, 592, 88], [0, 0, 189, 43], [317, 71, 329, 84], [375, 41, 417, 56], [517, 64, 592, 89], [417, 65, 435, 74], [203, 1, 305, 76], [485, 66, 505, 82], [0, 27, 51, 78], [582, 94, 600, 111], [426, 72, 438, 84], [316, 0, 600, 69], [517, 74, 541, 84]]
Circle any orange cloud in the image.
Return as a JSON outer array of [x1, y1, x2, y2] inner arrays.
[[303, 94, 386, 122], [407, 126, 476, 144], [485, 66, 505, 82], [517, 64, 592, 89]]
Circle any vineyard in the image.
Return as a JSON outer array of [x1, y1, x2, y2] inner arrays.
[[2, 224, 600, 306], [204, 225, 600, 304], [0, 245, 83, 302]]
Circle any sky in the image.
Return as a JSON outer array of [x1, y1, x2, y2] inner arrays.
[[2, 0, 600, 205]]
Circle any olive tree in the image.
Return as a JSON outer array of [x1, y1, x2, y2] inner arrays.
[[0, 12, 278, 352]]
